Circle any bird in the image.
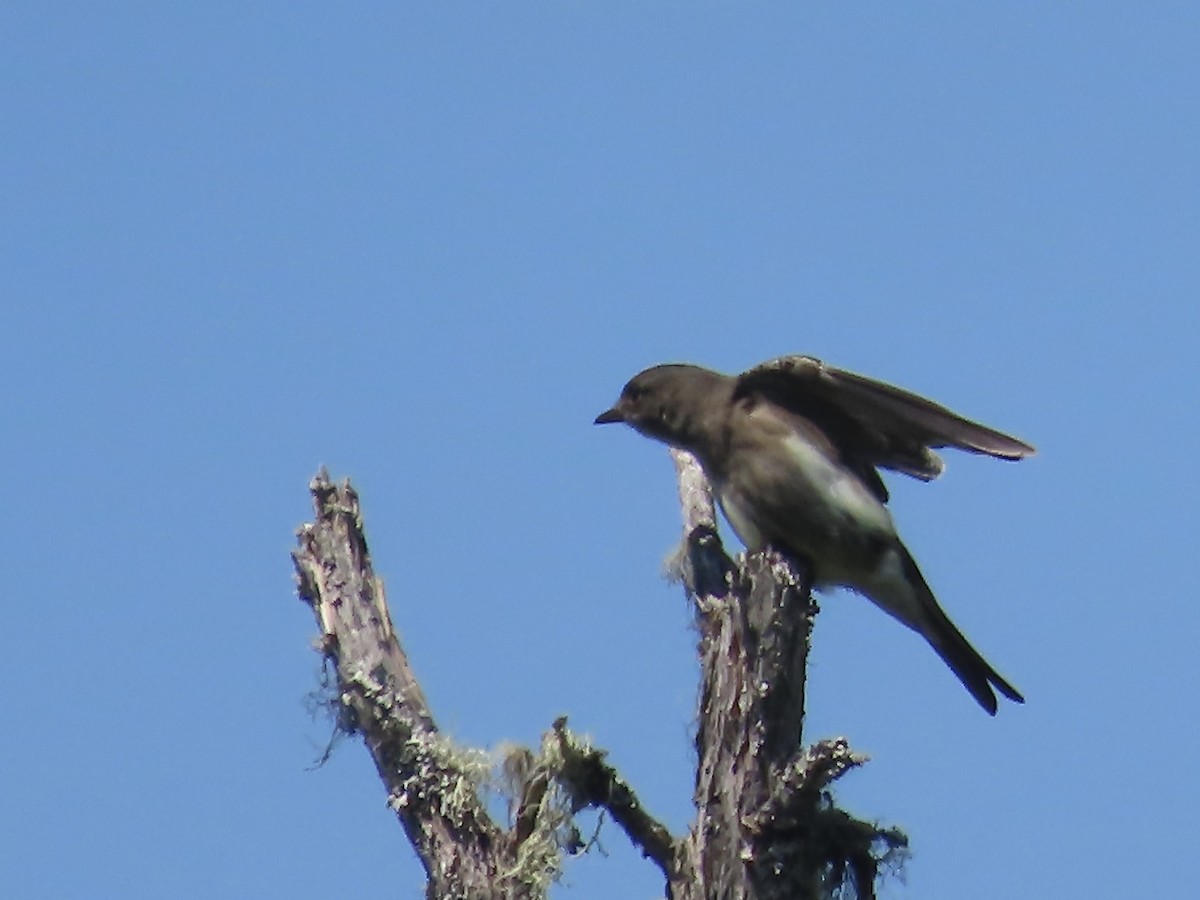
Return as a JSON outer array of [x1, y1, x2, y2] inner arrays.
[[594, 355, 1035, 714]]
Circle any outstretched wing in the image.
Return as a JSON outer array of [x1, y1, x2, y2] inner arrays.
[[734, 355, 1035, 485]]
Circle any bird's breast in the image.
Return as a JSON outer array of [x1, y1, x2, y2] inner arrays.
[[713, 431, 898, 585]]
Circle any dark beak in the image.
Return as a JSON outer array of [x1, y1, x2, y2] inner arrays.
[[594, 407, 624, 425]]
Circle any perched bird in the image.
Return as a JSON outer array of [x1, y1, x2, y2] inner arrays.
[[594, 355, 1034, 714]]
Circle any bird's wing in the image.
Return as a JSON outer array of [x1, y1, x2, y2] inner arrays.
[[734, 355, 1036, 482]]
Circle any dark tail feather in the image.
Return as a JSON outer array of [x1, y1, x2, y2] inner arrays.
[[899, 550, 1024, 715]]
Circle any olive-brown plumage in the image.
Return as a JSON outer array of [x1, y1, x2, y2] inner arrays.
[[595, 355, 1034, 714]]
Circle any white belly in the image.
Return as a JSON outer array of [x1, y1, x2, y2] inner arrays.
[[778, 433, 896, 537]]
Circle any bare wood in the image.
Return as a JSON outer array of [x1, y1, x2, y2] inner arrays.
[[291, 465, 904, 899], [545, 717, 675, 874], [292, 471, 511, 899]]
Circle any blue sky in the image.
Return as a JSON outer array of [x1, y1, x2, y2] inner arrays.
[[3, 4, 1197, 898]]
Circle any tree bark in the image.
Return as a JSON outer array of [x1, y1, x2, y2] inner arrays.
[[292, 466, 905, 900], [293, 473, 517, 898]]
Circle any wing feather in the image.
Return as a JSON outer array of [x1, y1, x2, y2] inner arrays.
[[735, 355, 1035, 481]]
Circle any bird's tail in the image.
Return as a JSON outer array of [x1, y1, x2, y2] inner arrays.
[[867, 544, 1024, 715]]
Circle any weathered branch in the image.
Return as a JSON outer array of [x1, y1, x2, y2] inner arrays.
[[547, 717, 676, 876], [291, 465, 905, 900], [292, 471, 510, 899]]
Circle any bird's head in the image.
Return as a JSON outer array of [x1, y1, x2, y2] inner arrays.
[[594, 364, 727, 451]]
